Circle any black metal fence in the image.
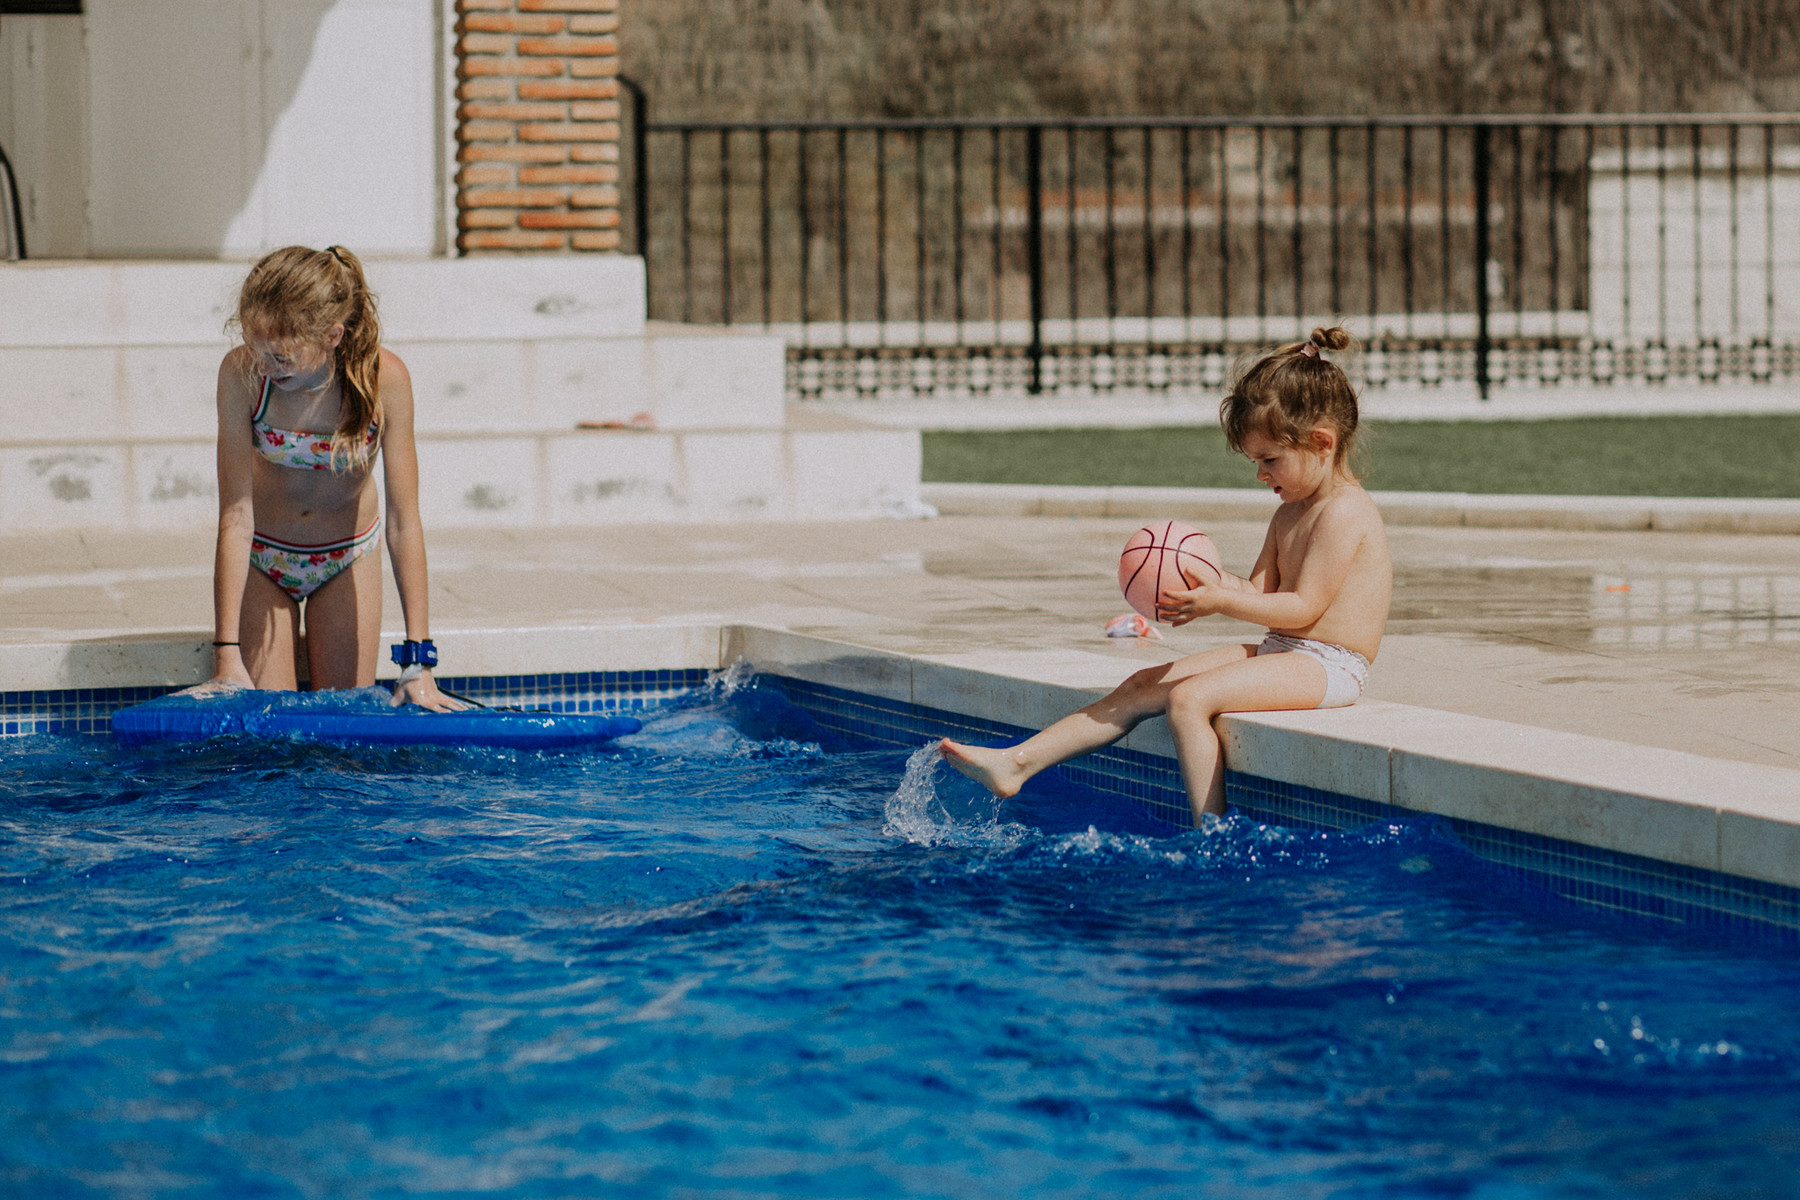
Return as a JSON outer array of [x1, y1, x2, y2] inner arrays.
[[627, 105, 1800, 400]]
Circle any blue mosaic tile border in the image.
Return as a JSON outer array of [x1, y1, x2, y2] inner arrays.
[[2, 685, 184, 737], [433, 669, 710, 713], [771, 675, 1191, 830], [767, 674, 1800, 950], [1228, 773, 1800, 950], [0, 670, 711, 738], [11, 664, 1799, 947]]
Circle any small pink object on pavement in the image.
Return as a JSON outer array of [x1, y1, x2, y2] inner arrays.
[[1104, 613, 1163, 640]]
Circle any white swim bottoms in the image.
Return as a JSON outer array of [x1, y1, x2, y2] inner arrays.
[[1255, 633, 1370, 709]]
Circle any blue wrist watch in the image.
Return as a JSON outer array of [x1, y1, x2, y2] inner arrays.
[[390, 639, 438, 669]]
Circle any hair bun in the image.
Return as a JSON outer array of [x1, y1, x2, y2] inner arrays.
[[1310, 326, 1352, 353]]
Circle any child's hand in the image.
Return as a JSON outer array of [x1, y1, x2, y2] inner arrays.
[[178, 674, 251, 699], [390, 669, 471, 712], [179, 648, 256, 697], [1157, 581, 1227, 626]]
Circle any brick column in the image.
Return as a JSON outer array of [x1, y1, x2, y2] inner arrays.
[[455, 0, 622, 253]]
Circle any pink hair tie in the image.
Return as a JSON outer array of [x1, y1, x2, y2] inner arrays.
[[1301, 341, 1321, 358]]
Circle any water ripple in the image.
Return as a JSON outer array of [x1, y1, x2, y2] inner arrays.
[[0, 677, 1797, 1197]]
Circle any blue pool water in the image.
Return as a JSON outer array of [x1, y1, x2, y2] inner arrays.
[[2, 673, 1798, 1198]]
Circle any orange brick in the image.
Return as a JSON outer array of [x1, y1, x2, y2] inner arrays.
[[520, 0, 616, 10], [519, 121, 620, 143], [519, 210, 618, 229], [570, 185, 621, 207], [458, 120, 518, 143], [516, 35, 617, 56], [458, 79, 514, 101], [459, 209, 519, 229], [465, 186, 569, 207], [571, 144, 621, 163], [568, 58, 620, 78], [463, 13, 564, 34], [458, 164, 515, 186], [460, 144, 567, 163], [462, 56, 564, 78], [569, 14, 621, 33], [573, 230, 623, 251], [462, 230, 569, 251], [461, 100, 566, 121], [520, 164, 614, 184], [458, 33, 512, 55], [570, 100, 621, 121], [518, 79, 617, 100], [458, 0, 509, 10]]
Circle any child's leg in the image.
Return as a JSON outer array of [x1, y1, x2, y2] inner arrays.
[[301, 550, 385, 689], [240, 569, 302, 689], [940, 643, 1256, 798], [1165, 651, 1328, 823]]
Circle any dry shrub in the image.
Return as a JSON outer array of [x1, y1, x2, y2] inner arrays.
[[619, 0, 1800, 119]]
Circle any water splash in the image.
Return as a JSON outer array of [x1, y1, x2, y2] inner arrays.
[[704, 658, 756, 698], [619, 659, 825, 760], [883, 742, 949, 844], [881, 742, 1032, 849]]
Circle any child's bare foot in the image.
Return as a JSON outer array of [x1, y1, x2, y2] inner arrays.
[[938, 738, 1029, 799]]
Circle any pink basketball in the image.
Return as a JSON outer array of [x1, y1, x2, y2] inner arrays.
[[1118, 520, 1223, 622]]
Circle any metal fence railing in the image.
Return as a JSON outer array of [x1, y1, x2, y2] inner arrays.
[[626, 105, 1800, 400]]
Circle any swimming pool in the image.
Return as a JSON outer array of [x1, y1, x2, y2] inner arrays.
[[3, 669, 1798, 1197]]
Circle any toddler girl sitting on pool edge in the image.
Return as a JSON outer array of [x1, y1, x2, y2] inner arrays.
[[941, 326, 1393, 825]]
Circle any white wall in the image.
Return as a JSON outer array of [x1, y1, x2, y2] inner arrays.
[[0, 0, 442, 259], [0, 14, 88, 258], [1586, 147, 1800, 342]]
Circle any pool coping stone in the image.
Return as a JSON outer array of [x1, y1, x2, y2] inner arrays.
[[921, 482, 1800, 534]]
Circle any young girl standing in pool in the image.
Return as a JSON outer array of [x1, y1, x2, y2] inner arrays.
[[942, 326, 1391, 824], [194, 245, 457, 710]]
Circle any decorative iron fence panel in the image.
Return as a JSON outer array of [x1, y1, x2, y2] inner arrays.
[[627, 107, 1800, 400]]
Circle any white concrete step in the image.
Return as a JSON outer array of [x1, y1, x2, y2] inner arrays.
[[0, 257, 784, 434], [0, 326, 785, 441], [0, 409, 921, 530], [0, 257, 648, 345], [0, 258, 927, 530]]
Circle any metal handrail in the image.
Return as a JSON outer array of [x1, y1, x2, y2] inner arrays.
[[0, 140, 25, 261], [618, 75, 650, 259]]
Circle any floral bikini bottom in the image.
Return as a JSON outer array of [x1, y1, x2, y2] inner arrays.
[[250, 518, 382, 602]]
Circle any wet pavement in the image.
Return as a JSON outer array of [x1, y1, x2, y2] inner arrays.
[[3, 515, 1797, 771]]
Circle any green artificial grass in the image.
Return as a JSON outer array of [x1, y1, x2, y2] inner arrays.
[[922, 414, 1800, 498]]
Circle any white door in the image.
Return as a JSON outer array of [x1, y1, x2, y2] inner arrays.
[[85, 0, 262, 257], [85, 0, 438, 258]]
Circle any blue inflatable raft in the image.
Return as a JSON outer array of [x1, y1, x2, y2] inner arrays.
[[112, 690, 642, 750]]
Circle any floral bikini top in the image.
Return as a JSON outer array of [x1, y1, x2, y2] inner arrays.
[[252, 376, 378, 471]]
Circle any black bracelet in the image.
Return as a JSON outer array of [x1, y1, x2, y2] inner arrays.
[[212, 641, 239, 647]]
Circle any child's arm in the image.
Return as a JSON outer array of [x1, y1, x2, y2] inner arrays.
[[1236, 520, 1282, 594], [378, 351, 462, 711], [1162, 501, 1369, 630], [190, 353, 259, 694]]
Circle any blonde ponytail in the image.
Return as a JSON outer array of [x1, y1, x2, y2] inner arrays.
[[326, 246, 383, 470]]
